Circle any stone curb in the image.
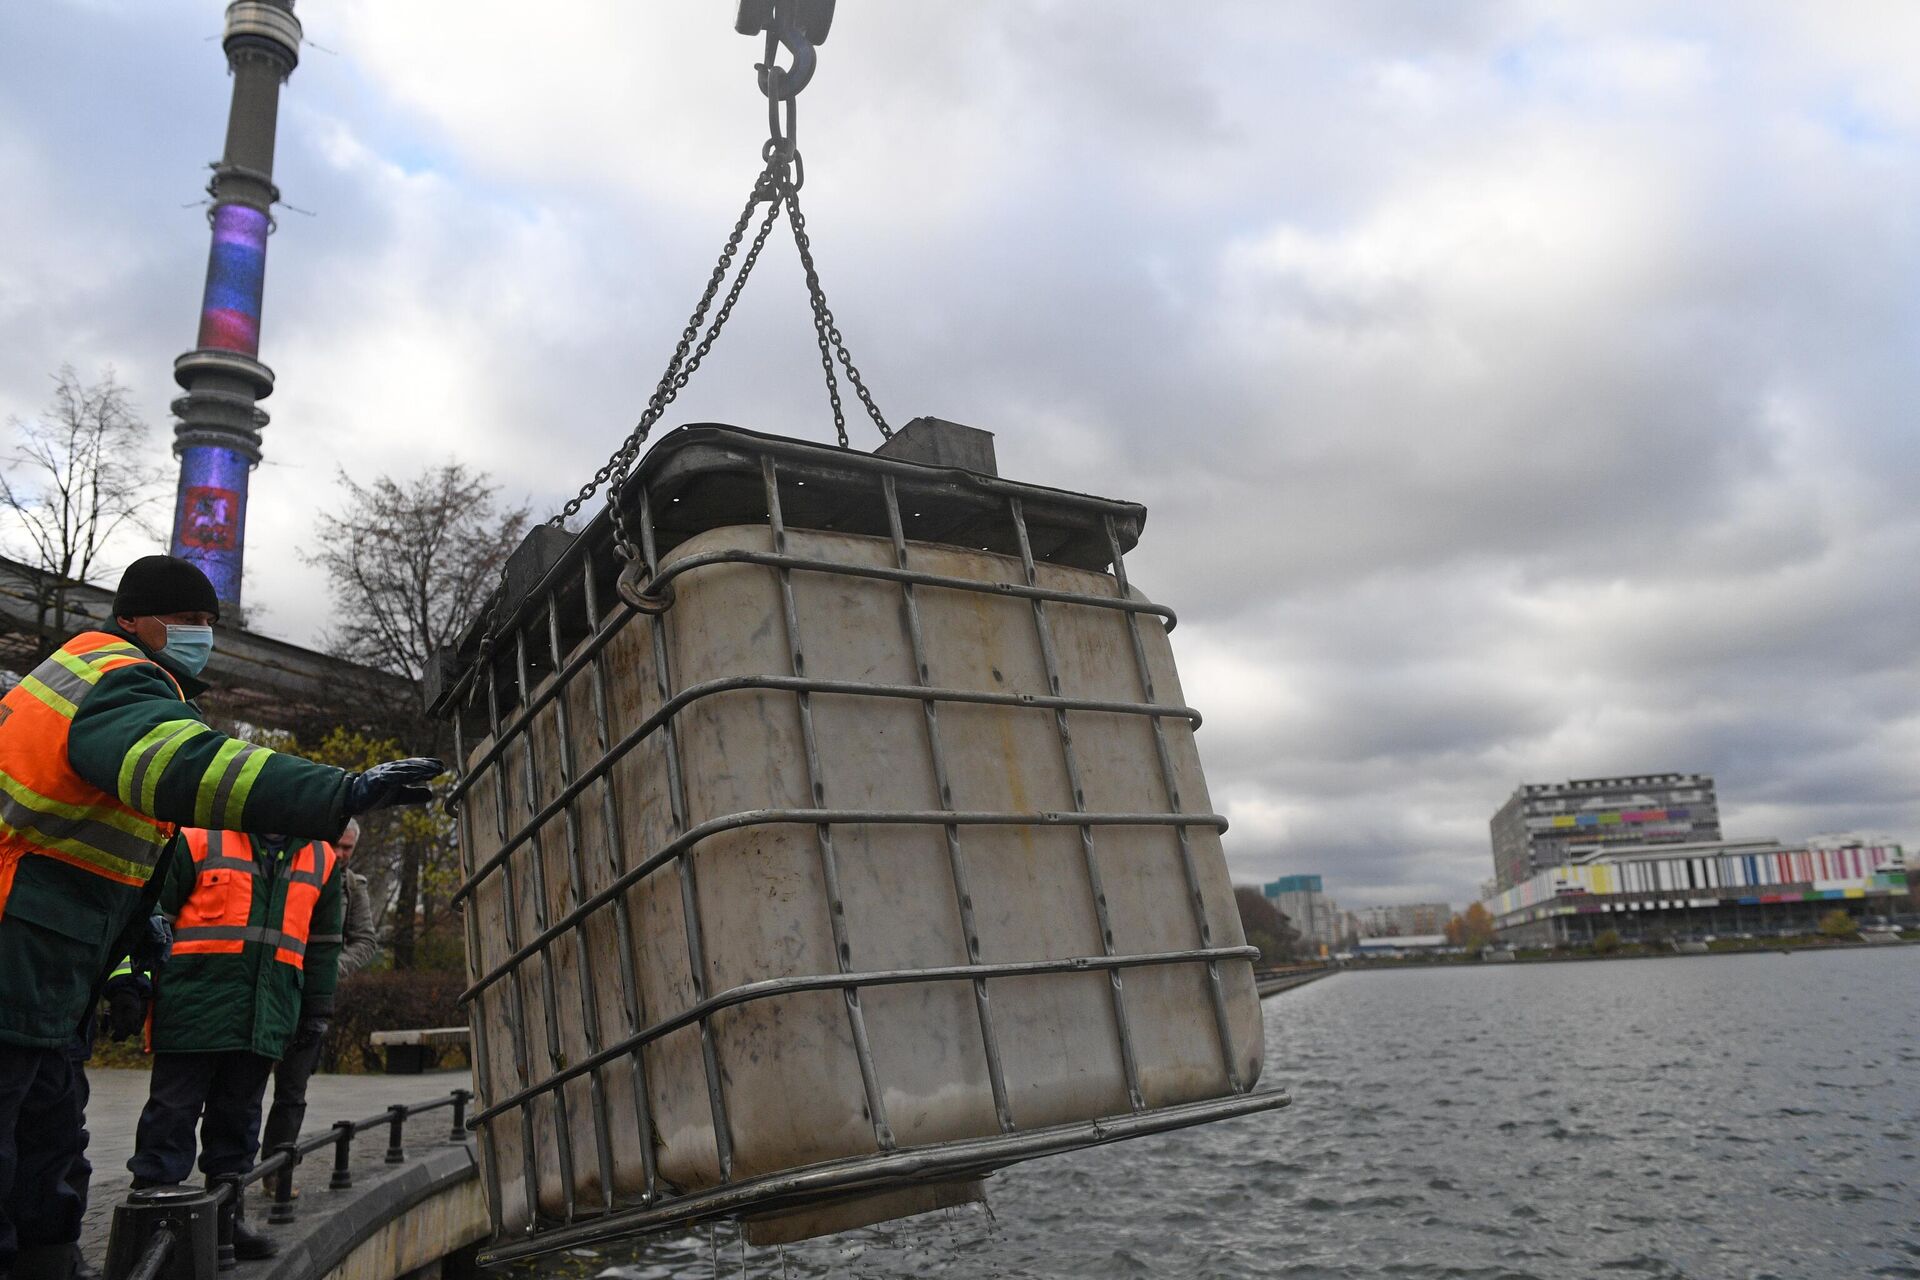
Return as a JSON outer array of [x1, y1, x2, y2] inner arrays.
[[246, 1142, 478, 1280]]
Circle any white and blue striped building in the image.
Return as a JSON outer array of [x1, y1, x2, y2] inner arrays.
[[1486, 838, 1910, 945]]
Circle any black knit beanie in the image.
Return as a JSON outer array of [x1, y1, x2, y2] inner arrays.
[[113, 555, 220, 621]]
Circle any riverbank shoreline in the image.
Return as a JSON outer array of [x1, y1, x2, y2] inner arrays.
[[1338, 935, 1916, 971]]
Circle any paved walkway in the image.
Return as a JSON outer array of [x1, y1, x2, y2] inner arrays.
[[79, 1067, 472, 1269]]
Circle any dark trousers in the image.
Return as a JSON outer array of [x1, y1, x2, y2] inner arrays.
[[0, 1043, 87, 1271], [127, 1052, 274, 1187], [62, 1018, 93, 1231], [259, 1034, 324, 1155]]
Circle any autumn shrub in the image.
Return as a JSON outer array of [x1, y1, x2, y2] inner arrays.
[[1592, 928, 1622, 955], [1817, 909, 1859, 941], [321, 970, 469, 1074]]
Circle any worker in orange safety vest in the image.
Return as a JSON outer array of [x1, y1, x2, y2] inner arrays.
[[0, 554, 442, 1280], [123, 828, 344, 1261]]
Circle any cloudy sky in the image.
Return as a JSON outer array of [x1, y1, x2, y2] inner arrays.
[[3, 2, 1916, 908]]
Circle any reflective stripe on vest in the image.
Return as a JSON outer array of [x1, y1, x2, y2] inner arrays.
[[0, 632, 184, 901], [171, 829, 336, 969]]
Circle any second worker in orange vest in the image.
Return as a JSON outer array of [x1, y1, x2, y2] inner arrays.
[[125, 829, 344, 1260]]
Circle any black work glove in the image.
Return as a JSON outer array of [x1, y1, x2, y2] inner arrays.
[[289, 1016, 331, 1051], [128, 916, 173, 971], [343, 758, 446, 816], [104, 972, 151, 1042]]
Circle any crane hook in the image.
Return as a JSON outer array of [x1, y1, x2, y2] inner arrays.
[[736, 0, 835, 99]]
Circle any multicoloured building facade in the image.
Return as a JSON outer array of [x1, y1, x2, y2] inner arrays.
[[1490, 773, 1721, 892], [1486, 838, 1909, 945]]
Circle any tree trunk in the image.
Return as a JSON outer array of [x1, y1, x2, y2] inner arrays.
[[392, 840, 422, 970]]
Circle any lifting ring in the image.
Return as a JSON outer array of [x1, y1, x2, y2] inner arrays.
[[616, 559, 677, 615]]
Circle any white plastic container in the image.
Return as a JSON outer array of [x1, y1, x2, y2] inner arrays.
[[442, 425, 1271, 1251]]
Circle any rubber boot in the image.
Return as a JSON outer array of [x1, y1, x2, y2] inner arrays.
[[229, 1216, 277, 1263]]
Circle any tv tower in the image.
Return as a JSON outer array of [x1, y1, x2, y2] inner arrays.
[[167, 1, 301, 613]]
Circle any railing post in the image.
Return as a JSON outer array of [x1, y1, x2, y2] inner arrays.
[[449, 1089, 471, 1141], [268, 1145, 299, 1224], [385, 1105, 408, 1164], [329, 1120, 355, 1190], [208, 1176, 241, 1272]]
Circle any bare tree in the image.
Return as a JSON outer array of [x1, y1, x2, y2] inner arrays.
[[307, 464, 529, 710], [306, 462, 529, 968], [0, 366, 167, 645]]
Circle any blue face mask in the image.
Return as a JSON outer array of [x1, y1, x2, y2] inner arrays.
[[161, 624, 214, 676]]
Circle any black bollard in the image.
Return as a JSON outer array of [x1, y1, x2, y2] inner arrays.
[[104, 1186, 218, 1280]]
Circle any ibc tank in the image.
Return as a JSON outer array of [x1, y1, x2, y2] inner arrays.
[[434, 421, 1284, 1259]]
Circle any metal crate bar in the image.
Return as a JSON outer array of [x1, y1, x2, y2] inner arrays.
[[635, 487, 739, 1181], [449, 713, 509, 1236], [763, 456, 897, 1152], [1102, 514, 1244, 1093], [445, 551, 1179, 809], [440, 428, 1270, 1248], [462, 807, 1231, 1003], [515, 627, 620, 1214], [477, 1088, 1291, 1266], [451, 674, 1205, 908], [882, 472, 1015, 1133], [472, 943, 1260, 1125], [1008, 495, 1145, 1114], [483, 663, 581, 1223], [574, 554, 663, 1204]]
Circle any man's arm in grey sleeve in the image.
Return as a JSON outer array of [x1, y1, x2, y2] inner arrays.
[[337, 872, 382, 978]]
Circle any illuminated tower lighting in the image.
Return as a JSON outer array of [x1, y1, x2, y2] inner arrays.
[[168, 1, 301, 612]]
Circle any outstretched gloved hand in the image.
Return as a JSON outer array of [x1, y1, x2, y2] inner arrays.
[[344, 757, 446, 816]]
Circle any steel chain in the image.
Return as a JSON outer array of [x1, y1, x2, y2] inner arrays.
[[463, 68, 893, 688], [786, 184, 892, 445]]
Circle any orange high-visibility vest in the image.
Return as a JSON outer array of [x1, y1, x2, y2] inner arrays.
[[172, 829, 338, 969], [0, 631, 185, 917]]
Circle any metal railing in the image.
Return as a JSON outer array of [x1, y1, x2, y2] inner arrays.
[[107, 1088, 472, 1280]]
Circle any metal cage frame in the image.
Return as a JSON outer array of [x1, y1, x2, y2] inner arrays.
[[437, 426, 1288, 1262]]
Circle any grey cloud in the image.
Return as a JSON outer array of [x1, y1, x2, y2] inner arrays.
[[2, 1, 1916, 909]]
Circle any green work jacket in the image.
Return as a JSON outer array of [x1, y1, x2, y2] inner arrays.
[[151, 831, 344, 1059], [0, 624, 351, 1048]]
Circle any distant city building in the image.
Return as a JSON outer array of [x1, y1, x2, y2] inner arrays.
[[1352, 902, 1453, 938], [1485, 837, 1908, 945], [1262, 874, 1340, 953], [1489, 773, 1722, 892], [1352, 934, 1454, 958]]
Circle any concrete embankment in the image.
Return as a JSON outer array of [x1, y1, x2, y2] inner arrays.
[[82, 1068, 483, 1280], [1255, 967, 1335, 998]]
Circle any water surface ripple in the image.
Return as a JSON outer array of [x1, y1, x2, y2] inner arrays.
[[581, 949, 1920, 1278]]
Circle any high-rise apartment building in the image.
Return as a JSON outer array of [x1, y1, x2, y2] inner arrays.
[[1262, 874, 1339, 952], [1489, 773, 1721, 892]]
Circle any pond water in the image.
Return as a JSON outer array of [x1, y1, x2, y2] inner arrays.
[[554, 948, 1919, 1278]]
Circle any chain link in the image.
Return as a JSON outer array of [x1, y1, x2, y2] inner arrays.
[[464, 73, 892, 686], [787, 184, 892, 446]]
